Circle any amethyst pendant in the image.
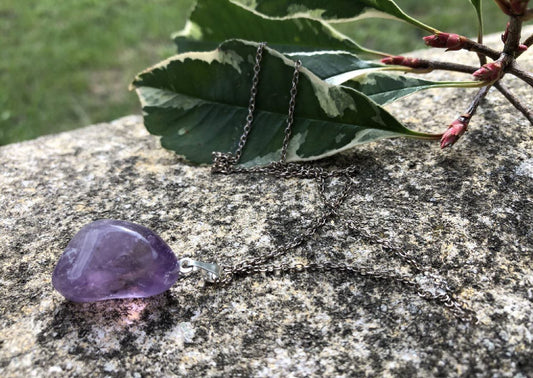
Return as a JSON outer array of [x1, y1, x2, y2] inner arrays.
[[52, 220, 180, 302]]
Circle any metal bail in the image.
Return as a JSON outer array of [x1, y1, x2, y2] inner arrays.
[[179, 258, 222, 283]]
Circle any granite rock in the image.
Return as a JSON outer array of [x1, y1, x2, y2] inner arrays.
[[1, 29, 533, 377]]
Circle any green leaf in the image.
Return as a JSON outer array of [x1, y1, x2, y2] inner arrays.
[[285, 52, 483, 103], [254, 0, 368, 20], [285, 51, 385, 84], [344, 72, 481, 105], [468, 0, 484, 43], [173, 0, 376, 55], [131, 40, 436, 166], [253, 0, 439, 32]]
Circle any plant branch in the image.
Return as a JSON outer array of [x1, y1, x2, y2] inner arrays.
[[515, 33, 533, 58], [463, 39, 500, 60], [425, 60, 477, 74], [523, 33, 533, 48], [439, 85, 492, 148], [381, 57, 478, 74], [466, 85, 492, 116], [497, 16, 533, 86], [509, 62, 533, 87], [503, 16, 523, 56], [494, 81, 533, 124]]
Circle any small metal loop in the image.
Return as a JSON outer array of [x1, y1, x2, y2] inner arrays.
[[179, 258, 222, 283], [179, 258, 194, 274]]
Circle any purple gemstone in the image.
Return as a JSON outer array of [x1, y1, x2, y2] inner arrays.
[[52, 219, 180, 302]]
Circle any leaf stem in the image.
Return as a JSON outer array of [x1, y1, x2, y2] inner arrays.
[[394, 9, 440, 34], [359, 46, 394, 58], [475, 25, 487, 65], [441, 81, 490, 88], [475, 0, 484, 48], [494, 81, 533, 125]]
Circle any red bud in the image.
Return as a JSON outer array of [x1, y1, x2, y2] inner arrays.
[[440, 118, 470, 149], [380, 56, 429, 69], [473, 61, 503, 82], [423, 33, 466, 51], [501, 21, 528, 53], [501, 22, 510, 43]]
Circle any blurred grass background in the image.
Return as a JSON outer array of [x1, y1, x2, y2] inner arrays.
[[0, 0, 508, 145]]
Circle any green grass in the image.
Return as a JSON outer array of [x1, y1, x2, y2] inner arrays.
[[0, 0, 510, 145], [0, 0, 195, 145]]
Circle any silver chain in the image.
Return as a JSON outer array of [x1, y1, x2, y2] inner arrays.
[[231, 42, 267, 163], [210, 43, 477, 323]]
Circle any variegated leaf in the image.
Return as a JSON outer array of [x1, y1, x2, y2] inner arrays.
[[285, 51, 386, 85], [132, 40, 437, 166], [285, 53, 477, 105], [253, 0, 439, 32], [345, 72, 478, 105], [173, 0, 371, 54]]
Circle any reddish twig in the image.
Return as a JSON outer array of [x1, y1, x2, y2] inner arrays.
[[503, 16, 523, 55], [464, 39, 501, 60], [381, 56, 478, 74], [509, 63, 533, 87], [523, 33, 533, 47], [440, 85, 492, 148], [387, 5, 532, 148], [494, 81, 533, 124], [466, 85, 492, 115], [427, 60, 478, 74], [516, 33, 533, 58], [496, 16, 533, 87]]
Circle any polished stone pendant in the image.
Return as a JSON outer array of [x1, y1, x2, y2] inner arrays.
[[52, 219, 180, 302]]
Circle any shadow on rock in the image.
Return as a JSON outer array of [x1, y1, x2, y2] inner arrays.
[[37, 291, 185, 348]]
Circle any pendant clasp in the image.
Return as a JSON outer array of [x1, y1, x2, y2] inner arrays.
[[179, 258, 222, 283]]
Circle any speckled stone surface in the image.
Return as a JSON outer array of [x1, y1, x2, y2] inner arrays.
[[1, 30, 533, 377]]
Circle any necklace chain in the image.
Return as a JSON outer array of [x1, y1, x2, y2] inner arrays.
[[210, 43, 477, 323]]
